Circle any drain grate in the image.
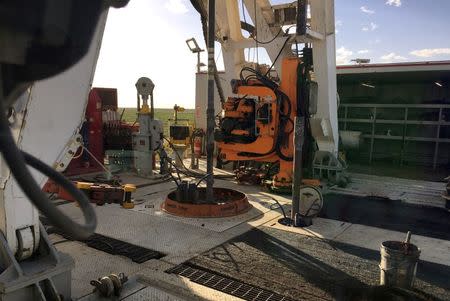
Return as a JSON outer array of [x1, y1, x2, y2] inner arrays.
[[167, 264, 297, 301], [43, 219, 164, 263]]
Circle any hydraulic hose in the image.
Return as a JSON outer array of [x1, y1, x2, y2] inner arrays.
[[0, 100, 96, 240], [163, 137, 234, 179]]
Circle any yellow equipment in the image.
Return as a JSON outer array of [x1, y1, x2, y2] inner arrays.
[[169, 104, 193, 146]]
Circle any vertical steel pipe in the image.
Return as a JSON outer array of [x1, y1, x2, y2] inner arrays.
[[296, 0, 307, 36], [206, 0, 215, 201], [291, 116, 305, 224]]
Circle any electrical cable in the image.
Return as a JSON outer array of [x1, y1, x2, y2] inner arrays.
[[304, 199, 321, 217], [163, 137, 201, 177], [68, 144, 85, 160], [81, 144, 111, 175], [166, 159, 182, 185], [267, 195, 322, 226], [53, 239, 71, 246], [119, 108, 126, 121], [163, 137, 234, 179], [0, 85, 96, 240], [215, 46, 222, 64], [253, 28, 283, 45], [22, 152, 97, 238], [237, 66, 294, 161], [161, 143, 219, 188], [169, 172, 180, 187], [240, 0, 283, 45], [266, 195, 287, 218], [265, 36, 291, 77], [195, 173, 211, 187], [134, 174, 172, 188]]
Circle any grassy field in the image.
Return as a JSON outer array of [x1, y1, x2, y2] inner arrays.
[[120, 108, 195, 135]]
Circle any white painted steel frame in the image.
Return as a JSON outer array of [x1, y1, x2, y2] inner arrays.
[[195, 0, 339, 154], [0, 11, 108, 256]]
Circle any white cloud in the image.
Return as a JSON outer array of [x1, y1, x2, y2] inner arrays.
[[362, 22, 378, 32], [360, 6, 375, 14], [410, 48, 450, 57], [380, 52, 407, 62], [358, 49, 370, 54], [386, 0, 402, 7], [335, 20, 342, 34], [165, 0, 188, 15], [336, 47, 353, 65]]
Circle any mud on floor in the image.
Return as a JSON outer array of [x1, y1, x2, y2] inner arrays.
[[184, 226, 450, 301]]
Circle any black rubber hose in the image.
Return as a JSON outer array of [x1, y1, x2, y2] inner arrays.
[[163, 137, 234, 179], [265, 36, 290, 76], [267, 196, 287, 218], [195, 173, 211, 187], [0, 102, 96, 240]]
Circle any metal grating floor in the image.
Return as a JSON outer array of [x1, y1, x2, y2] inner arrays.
[[167, 264, 296, 301], [44, 221, 165, 263]]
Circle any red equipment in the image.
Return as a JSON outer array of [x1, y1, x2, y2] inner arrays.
[[193, 136, 202, 158], [64, 88, 138, 176]]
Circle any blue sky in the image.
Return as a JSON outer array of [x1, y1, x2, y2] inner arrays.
[[93, 0, 450, 108], [334, 0, 450, 64]]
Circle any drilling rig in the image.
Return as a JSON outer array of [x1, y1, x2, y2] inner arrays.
[[193, 0, 341, 190]]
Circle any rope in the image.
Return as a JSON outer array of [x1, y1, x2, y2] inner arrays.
[[81, 144, 112, 178]]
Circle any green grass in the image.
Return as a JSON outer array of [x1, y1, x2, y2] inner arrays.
[[119, 108, 195, 135]]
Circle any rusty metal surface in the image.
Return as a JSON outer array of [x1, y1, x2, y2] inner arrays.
[[163, 187, 252, 218]]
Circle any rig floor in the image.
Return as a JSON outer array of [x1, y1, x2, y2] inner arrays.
[[49, 161, 449, 300]]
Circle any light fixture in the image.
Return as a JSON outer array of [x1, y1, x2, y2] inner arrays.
[[435, 81, 443, 87], [361, 83, 375, 88], [186, 38, 203, 53], [186, 38, 205, 73]]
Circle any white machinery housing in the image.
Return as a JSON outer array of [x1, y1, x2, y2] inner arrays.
[[0, 6, 110, 299], [133, 77, 164, 178]]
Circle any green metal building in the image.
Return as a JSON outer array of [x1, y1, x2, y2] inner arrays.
[[337, 61, 450, 175]]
